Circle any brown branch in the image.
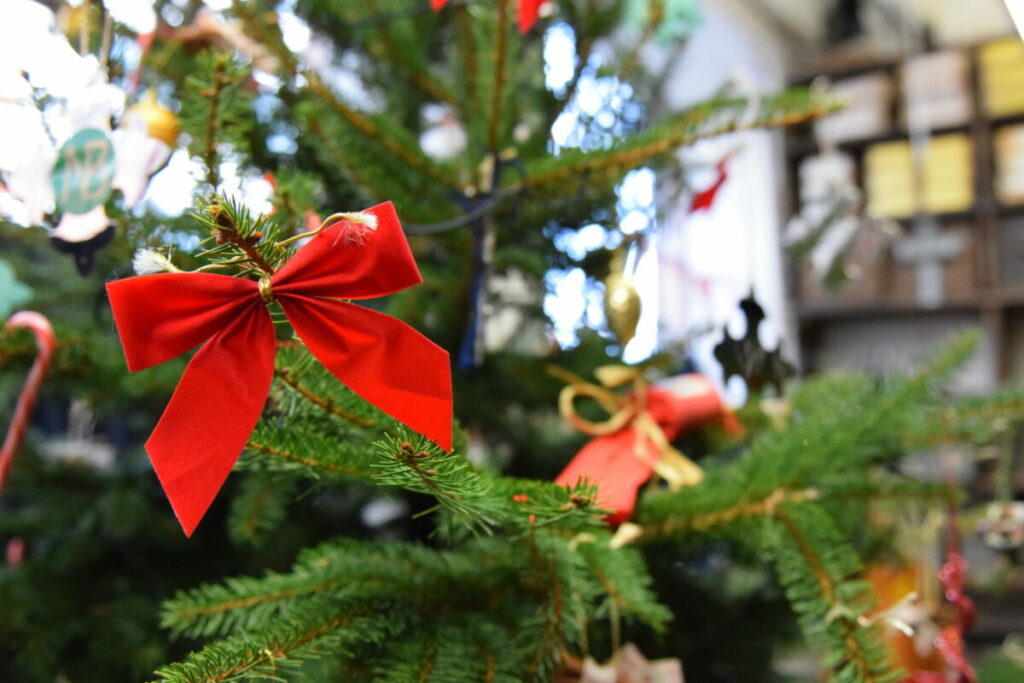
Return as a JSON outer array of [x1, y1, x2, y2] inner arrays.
[[456, 4, 478, 105], [202, 55, 231, 188], [487, 0, 510, 151], [210, 204, 277, 275], [274, 368, 374, 427], [418, 648, 436, 681]]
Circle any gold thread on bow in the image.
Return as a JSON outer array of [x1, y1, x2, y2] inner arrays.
[[258, 276, 274, 304], [556, 365, 704, 491]]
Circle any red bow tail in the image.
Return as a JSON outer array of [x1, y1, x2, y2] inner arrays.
[[147, 304, 275, 535], [555, 429, 656, 525], [278, 297, 452, 450]]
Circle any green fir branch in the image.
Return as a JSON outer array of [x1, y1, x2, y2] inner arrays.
[[771, 504, 900, 683], [521, 87, 842, 198], [154, 603, 391, 683]]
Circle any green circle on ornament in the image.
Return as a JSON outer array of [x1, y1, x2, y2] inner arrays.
[[52, 128, 115, 215]]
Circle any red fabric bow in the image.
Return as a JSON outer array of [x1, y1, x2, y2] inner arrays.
[[431, 0, 544, 33], [107, 202, 452, 536]]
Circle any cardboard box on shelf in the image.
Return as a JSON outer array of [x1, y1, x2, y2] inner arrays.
[[865, 141, 915, 218], [995, 125, 1024, 205], [814, 71, 893, 144], [903, 50, 973, 129], [922, 134, 974, 214], [980, 39, 1024, 116]]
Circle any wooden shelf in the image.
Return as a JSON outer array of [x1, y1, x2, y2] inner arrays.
[[787, 121, 975, 159], [797, 300, 987, 322], [785, 42, 1024, 381]]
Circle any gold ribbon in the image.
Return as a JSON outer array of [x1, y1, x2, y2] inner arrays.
[[556, 365, 704, 491], [258, 276, 274, 304]]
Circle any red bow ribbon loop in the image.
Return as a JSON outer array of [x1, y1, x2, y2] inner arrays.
[[107, 201, 452, 536], [431, 0, 543, 33]]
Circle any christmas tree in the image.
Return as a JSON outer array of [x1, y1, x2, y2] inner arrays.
[[3, 2, 1024, 681]]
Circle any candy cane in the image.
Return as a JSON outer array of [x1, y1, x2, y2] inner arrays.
[[0, 311, 56, 493]]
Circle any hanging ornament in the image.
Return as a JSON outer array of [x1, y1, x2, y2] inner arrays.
[[558, 643, 684, 682], [554, 365, 740, 524], [977, 501, 1024, 554], [106, 202, 453, 536], [713, 293, 794, 395], [39, 398, 116, 472], [0, 311, 56, 494], [48, 127, 118, 274], [918, 507, 977, 683], [603, 247, 642, 346], [124, 91, 180, 148], [784, 150, 901, 291], [0, 28, 175, 275], [689, 154, 730, 213], [420, 103, 468, 162], [865, 563, 946, 676]]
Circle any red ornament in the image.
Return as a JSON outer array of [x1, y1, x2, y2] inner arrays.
[[107, 202, 452, 536], [554, 370, 740, 524], [905, 506, 977, 683], [0, 311, 56, 494], [431, 0, 544, 33], [689, 156, 730, 213], [930, 506, 977, 683]]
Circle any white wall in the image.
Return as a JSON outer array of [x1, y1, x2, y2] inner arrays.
[[654, 0, 795, 402]]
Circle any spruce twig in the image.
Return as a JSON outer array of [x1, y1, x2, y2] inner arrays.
[[201, 55, 231, 187], [245, 441, 365, 478]]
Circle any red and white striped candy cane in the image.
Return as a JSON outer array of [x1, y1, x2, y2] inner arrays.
[[0, 311, 56, 493]]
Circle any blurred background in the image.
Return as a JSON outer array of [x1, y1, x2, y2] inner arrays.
[[5, 0, 1024, 681]]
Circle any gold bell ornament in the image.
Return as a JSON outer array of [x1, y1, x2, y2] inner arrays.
[[603, 247, 641, 345], [126, 92, 181, 148]]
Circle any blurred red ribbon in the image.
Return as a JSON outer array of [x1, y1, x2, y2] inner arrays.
[[554, 368, 740, 524], [107, 201, 452, 536], [431, 0, 544, 33]]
